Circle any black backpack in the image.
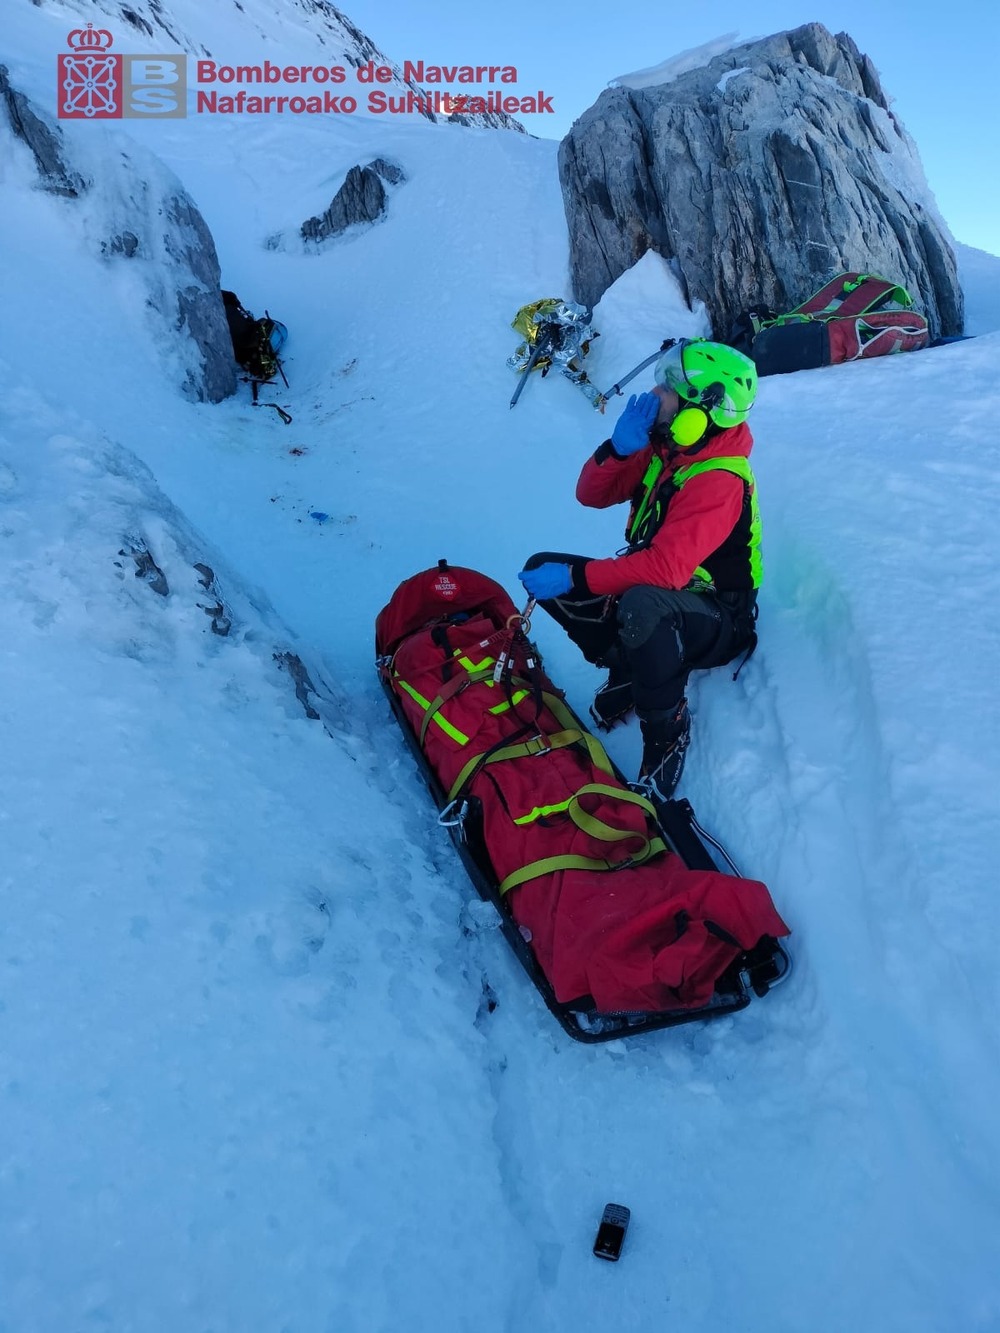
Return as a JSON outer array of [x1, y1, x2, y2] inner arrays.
[[222, 290, 287, 383]]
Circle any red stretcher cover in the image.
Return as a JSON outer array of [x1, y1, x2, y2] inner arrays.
[[376, 565, 789, 1014]]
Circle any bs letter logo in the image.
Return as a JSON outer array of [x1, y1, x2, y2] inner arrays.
[[57, 24, 187, 119]]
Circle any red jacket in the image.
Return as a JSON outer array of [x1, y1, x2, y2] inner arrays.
[[577, 423, 754, 597]]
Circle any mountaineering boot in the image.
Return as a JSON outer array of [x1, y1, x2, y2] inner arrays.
[[590, 647, 634, 729], [635, 699, 691, 801]]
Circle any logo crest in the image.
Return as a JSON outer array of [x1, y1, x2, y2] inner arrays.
[[58, 24, 122, 119]]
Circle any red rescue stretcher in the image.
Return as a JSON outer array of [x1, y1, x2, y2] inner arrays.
[[376, 562, 790, 1043]]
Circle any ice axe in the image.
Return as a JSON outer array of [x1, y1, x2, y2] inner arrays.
[[508, 339, 551, 408], [593, 338, 679, 412]]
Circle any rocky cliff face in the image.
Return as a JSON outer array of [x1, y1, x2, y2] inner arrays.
[[559, 24, 963, 339], [0, 65, 236, 403]]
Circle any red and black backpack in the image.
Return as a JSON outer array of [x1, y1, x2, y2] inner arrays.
[[733, 272, 930, 376]]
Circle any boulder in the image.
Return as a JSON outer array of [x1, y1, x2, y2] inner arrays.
[[0, 66, 236, 402], [300, 159, 406, 243], [559, 24, 963, 339]]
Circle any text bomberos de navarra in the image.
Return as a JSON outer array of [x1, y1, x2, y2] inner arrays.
[[195, 60, 554, 115]]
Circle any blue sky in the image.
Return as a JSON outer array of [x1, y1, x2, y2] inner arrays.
[[345, 0, 1000, 256]]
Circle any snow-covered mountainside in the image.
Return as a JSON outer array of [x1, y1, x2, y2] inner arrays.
[[4, 2, 1000, 1330], [16, 0, 523, 129]]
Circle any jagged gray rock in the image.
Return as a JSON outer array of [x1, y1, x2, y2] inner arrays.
[[0, 68, 235, 402], [301, 159, 406, 243], [559, 24, 963, 339], [104, 231, 141, 259], [0, 64, 86, 196], [163, 191, 239, 403], [368, 157, 404, 186]]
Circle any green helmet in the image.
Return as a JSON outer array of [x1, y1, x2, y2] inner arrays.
[[654, 339, 757, 429]]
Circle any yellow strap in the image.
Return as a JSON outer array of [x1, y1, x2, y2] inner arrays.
[[406, 649, 507, 749], [503, 782, 663, 893], [395, 677, 470, 746], [513, 797, 575, 825], [445, 690, 617, 804], [489, 690, 530, 715], [627, 454, 665, 545], [407, 675, 666, 894], [540, 692, 616, 778], [567, 782, 658, 836], [417, 665, 495, 747], [454, 652, 495, 672], [514, 781, 657, 827], [446, 729, 583, 803], [498, 836, 667, 896]]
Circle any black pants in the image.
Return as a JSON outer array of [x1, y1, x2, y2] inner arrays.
[[523, 552, 756, 715]]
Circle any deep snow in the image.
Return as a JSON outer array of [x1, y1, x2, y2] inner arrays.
[[3, 3, 1000, 1330]]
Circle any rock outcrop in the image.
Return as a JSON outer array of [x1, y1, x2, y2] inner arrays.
[[0, 66, 235, 403], [0, 64, 86, 197], [301, 158, 406, 244], [559, 24, 963, 339]]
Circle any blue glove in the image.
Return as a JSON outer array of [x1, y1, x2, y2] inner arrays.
[[611, 391, 659, 456], [519, 563, 573, 600]]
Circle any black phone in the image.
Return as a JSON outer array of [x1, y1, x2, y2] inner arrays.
[[593, 1203, 630, 1261]]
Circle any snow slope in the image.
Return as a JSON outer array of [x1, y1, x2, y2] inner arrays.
[[4, 3, 1000, 1330]]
